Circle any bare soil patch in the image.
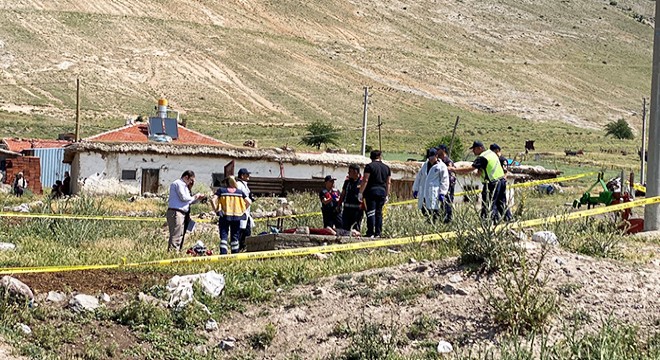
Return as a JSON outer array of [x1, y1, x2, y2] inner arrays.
[[15, 269, 169, 295]]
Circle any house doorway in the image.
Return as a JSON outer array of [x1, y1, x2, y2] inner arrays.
[[141, 169, 160, 194]]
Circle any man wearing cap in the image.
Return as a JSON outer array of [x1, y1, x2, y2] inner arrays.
[[339, 164, 364, 232], [451, 141, 507, 222], [236, 168, 254, 252], [420, 148, 450, 223], [320, 175, 342, 229], [490, 144, 513, 221], [358, 150, 391, 238], [436, 144, 456, 223]]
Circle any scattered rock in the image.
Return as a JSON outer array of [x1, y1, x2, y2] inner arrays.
[[193, 345, 208, 356], [651, 259, 660, 267], [310, 253, 330, 260], [69, 294, 100, 313], [0, 242, 16, 251], [100, 293, 111, 303], [437, 340, 453, 353], [455, 288, 469, 296], [532, 231, 559, 246], [46, 291, 67, 303], [0, 276, 34, 304], [409, 258, 417, 264], [219, 338, 236, 350], [449, 274, 463, 283], [414, 265, 429, 273], [313, 287, 324, 296], [205, 319, 219, 332], [138, 292, 168, 308], [553, 257, 566, 266], [17, 323, 31, 335], [294, 310, 309, 323]]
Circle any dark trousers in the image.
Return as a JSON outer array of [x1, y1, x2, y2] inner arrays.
[[444, 184, 455, 223], [219, 217, 241, 255], [322, 208, 342, 229], [481, 178, 510, 222], [421, 206, 441, 224], [365, 188, 387, 237], [342, 206, 363, 231], [238, 222, 251, 251]]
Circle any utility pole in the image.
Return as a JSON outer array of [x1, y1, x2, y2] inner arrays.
[[377, 115, 382, 151], [361, 86, 369, 156], [645, 0, 660, 231], [641, 97, 647, 185], [75, 78, 81, 142]]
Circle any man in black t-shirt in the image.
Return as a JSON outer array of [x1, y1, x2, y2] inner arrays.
[[358, 150, 391, 238], [339, 164, 364, 231]]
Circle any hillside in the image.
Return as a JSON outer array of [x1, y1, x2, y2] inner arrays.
[[0, 0, 656, 153]]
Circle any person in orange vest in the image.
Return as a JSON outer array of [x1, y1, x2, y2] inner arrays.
[[212, 176, 251, 254]]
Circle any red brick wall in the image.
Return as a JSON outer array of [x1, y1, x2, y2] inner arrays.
[[4, 156, 43, 195]]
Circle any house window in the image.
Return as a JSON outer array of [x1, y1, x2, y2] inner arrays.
[[121, 170, 137, 180], [212, 173, 225, 187]]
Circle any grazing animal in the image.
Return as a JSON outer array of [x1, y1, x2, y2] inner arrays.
[[524, 140, 535, 154], [243, 139, 258, 148]]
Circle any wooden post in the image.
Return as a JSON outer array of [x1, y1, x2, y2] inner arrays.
[[361, 87, 369, 156], [448, 116, 460, 159], [75, 78, 81, 142], [377, 115, 382, 151]]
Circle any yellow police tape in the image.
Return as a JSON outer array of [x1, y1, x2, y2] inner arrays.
[[0, 171, 598, 224], [2, 194, 658, 275], [634, 184, 647, 193]]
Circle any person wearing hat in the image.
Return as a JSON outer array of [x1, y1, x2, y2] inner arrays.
[[413, 148, 441, 222], [418, 148, 449, 223], [436, 144, 456, 223], [236, 168, 254, 252], [490, 144, 513, 221], [451, 140, 507, 222], [320, 175, 342, 229], [339, 164, 364, 232]]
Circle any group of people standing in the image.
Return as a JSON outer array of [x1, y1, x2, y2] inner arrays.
[[166, 168, 254, 255], [166, 139, 511, 255], [320, 150, 392, 238], [414, 140, 512, 224]]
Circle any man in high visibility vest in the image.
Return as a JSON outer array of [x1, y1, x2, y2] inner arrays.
[[451, 141, 509, 222]]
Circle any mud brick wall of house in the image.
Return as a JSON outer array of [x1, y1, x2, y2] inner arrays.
[[4, 156, 43, 194]]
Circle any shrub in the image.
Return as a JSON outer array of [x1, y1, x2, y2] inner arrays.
[[299, 120, 341, 150], [328, 319, 399, 360], [482, 248, 558, 334], [425, 135, 465, 161], [453, 205, 521, 272], [604, 118, 634, 140], [249, 323, 277, 350]]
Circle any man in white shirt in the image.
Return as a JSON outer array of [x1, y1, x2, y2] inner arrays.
[[167, 170, 204, 251], [235, 168, 254, 252]]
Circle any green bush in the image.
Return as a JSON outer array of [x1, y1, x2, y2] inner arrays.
[[604, 118, 634, 140], [483, 248, 558, 334], [249, 323, 277, 350]]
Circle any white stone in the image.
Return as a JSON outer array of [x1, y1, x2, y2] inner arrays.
[[449, 274, 463, 283], [532, 231, 559, 246], [46, 291, 67, 303], [69, 294, 100, 312], [205, 319, 219, 332], [100, 293, 111, 303], [219, 340, 236, 350], [0, 242, 16, 251], [0, 276, 34, 303], [313, 287, 324, 296], [437, 340, 453, 353], [17, 323, 31, 335]]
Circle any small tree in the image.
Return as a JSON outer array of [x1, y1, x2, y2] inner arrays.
[[424, 135, 465, 161], [604, 119, 634, 140], [299, 120, 341, 150]]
